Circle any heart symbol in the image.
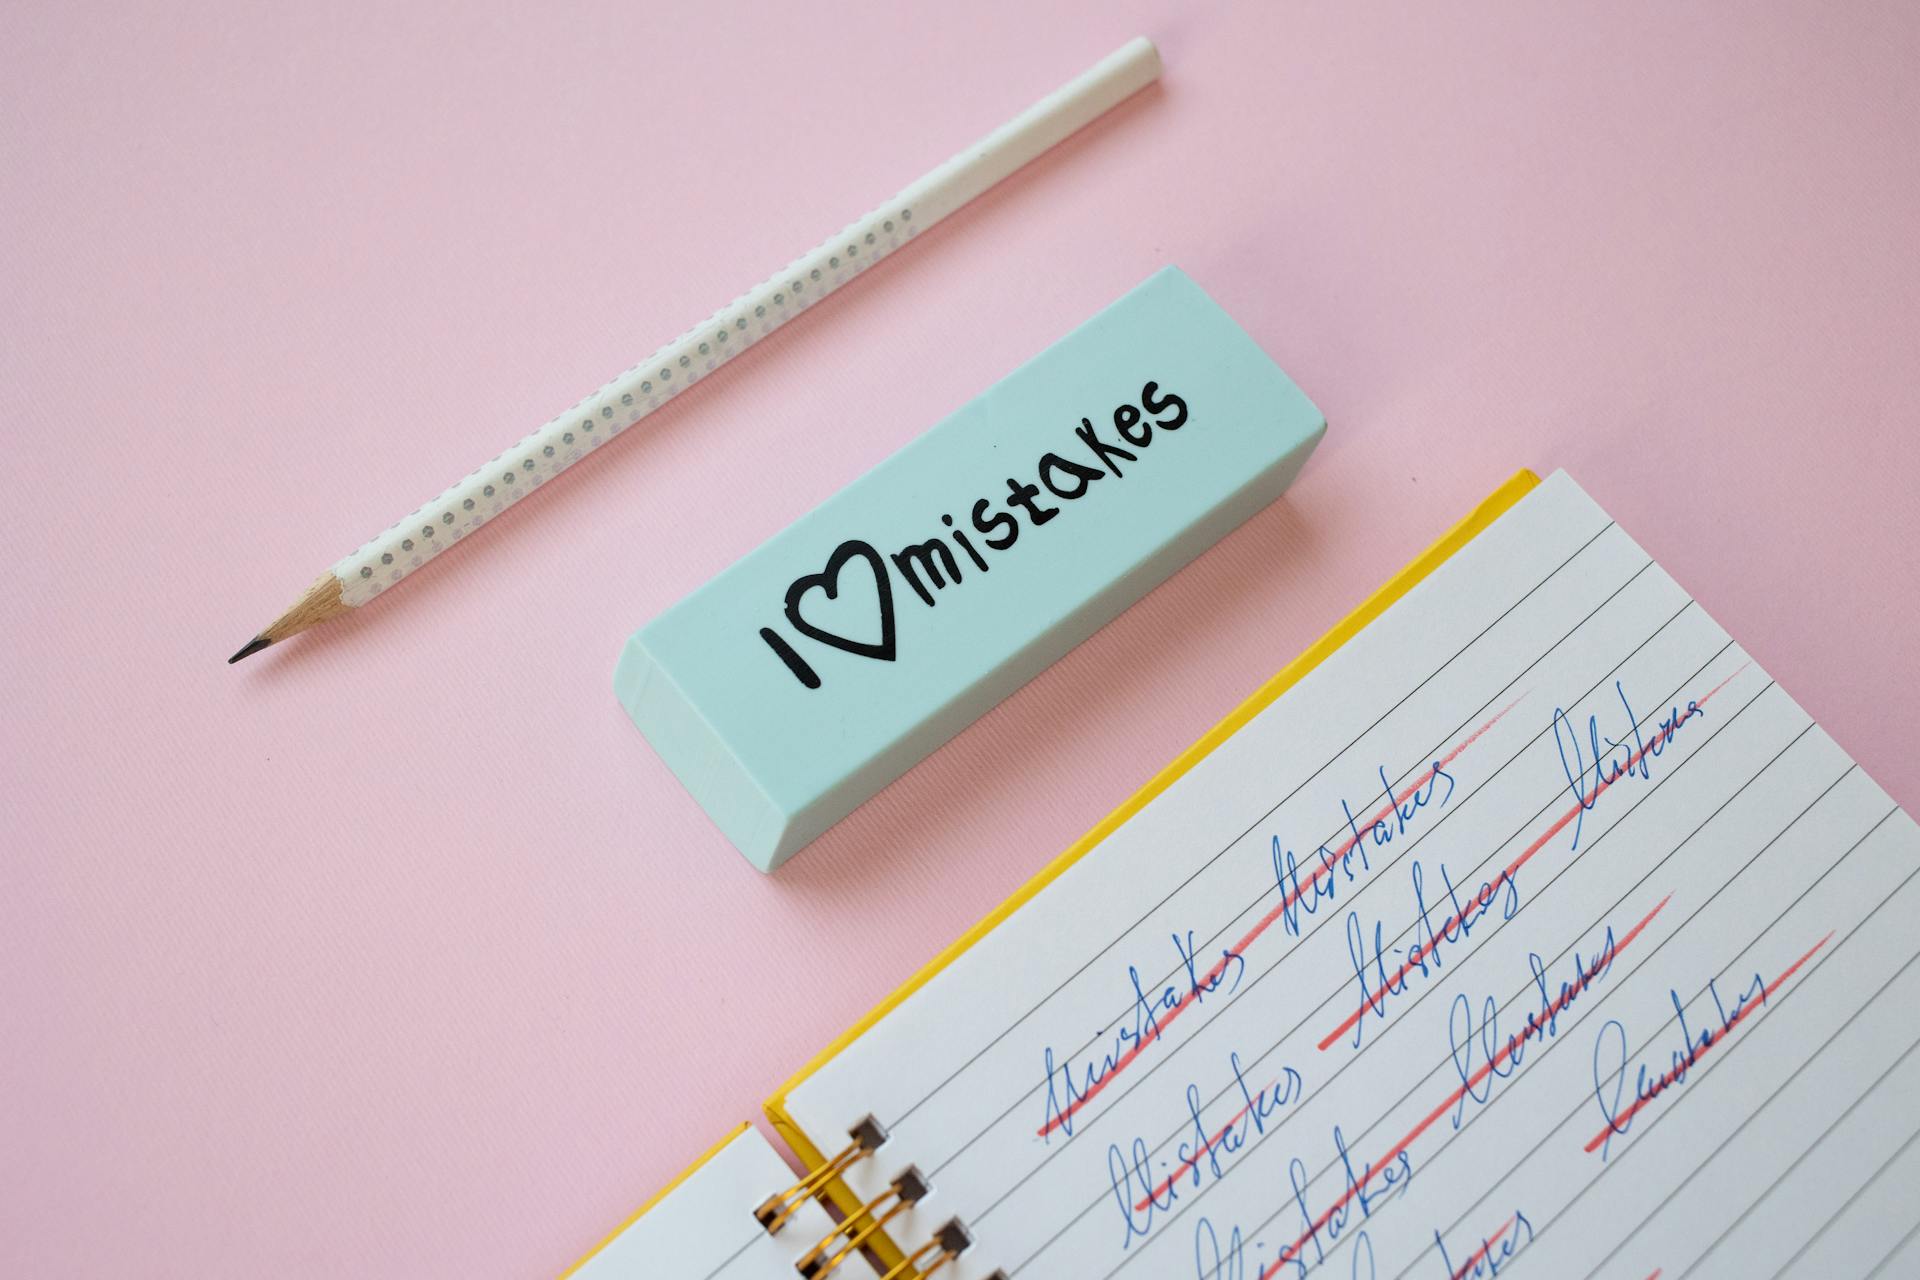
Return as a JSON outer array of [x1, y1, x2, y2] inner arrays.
[[784, 539, 896, 663]]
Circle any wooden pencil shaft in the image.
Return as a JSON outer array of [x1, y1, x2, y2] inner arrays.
[[228, 573, 353, 660], [264, 574, 350, 641], [318, 37, 1160, 612]]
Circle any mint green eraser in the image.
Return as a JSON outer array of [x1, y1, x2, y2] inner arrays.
[[614, 266, 1325, 871]]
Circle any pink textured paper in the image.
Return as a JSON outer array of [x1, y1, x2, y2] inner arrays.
[[3, 3, 1916, 1275]]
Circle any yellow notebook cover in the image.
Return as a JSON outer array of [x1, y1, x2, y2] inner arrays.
[[761, 469, 1542, 1274]]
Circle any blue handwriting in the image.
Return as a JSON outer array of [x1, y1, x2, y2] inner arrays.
[[1434, 1208, 1534, 1278], [1272, 762, 1458, 939], [1589, 968, 1768, 1159], [1447, 919, 1621, 1128], [1193, 1222, 1377, 1280], [1042, 931, 1247, 1140], [1107, 1051, 1303, 1246], [1552, 680, 1703, 850], [1339, 857, 1521, 1050]]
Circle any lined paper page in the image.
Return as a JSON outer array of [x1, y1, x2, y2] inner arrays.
[[781, 471, 1920, 1280], [568, 1125, 850, 1279]]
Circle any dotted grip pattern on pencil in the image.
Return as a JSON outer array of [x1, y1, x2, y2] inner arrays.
[[325, 36, 1161, 607], [329, 206, 919, 605]]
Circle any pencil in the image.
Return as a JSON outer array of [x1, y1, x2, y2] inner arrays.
[[229, 36, 1162, 663]]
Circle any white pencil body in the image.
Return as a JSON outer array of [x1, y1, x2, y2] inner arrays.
[[329, 37, 1160, 607]]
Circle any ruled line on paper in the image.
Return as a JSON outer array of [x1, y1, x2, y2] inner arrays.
[[1861, 1213, 1920, 1280], [1293, 803, 1890, 1280], [1774, 1123, 1920, 1278], [1080, 724, 1906, 1274], [985, 641, 1754, 1253], [1312, 663, 1745, 1056], [902, 520, 1628, 1152], [1036, 697, 1529, 1142], [1582, 928, 1835, 1158], [1669, 1024, 1920, 1278], [997, 577, 1697, 1161], [1375, 806, 1913, 1280], [1485, 866, 1920, 1280], [1090, 681, 1817, 1279], [1442, 1212, 1522, 1280], [1013, 667, 1751, 1266], [927, 537, 1658, 1192], [1007, 567, 1793, 1270]]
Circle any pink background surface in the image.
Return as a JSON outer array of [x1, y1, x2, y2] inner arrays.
[[4, 3, 1917, 1275]]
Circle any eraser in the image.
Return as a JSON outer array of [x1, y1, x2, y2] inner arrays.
[[615, 266, 1326, 871]]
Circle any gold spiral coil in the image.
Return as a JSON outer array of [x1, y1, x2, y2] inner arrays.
[[877, 1217, 975, 1279], [754, 1116, 887, 1236], [795, 1167, 927, 1278]]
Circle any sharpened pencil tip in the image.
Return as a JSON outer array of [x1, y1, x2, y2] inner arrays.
[[228, 635, 273, 664]]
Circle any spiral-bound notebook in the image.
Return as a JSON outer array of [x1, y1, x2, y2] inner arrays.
[[568, 470, 1920, 1280]]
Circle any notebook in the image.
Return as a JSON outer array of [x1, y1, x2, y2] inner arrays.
[[568, 469, 1920, 1280]]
